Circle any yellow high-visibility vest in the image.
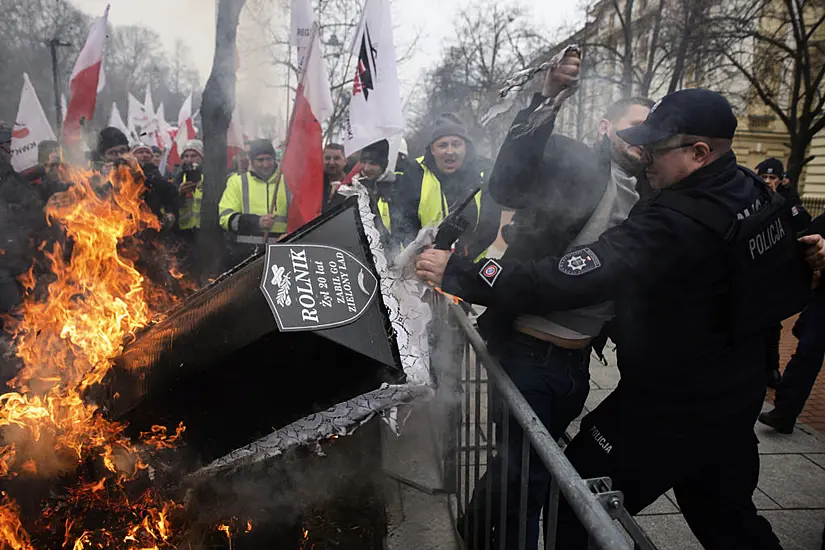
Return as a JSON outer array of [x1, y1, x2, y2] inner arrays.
[[178, 173, 203, 230], [219, 171, 290, 235], [415, 157, 487, 261]]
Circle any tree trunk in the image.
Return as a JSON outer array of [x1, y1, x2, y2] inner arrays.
[[640, 0, 665, 97], [197, 0, 247, 280], [786, 129, 811, 191], [620, 0, 635, 97]]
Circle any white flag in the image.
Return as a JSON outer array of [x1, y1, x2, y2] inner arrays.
[[60, 94, 68, 124], [155, 103, 173, 149], [290, 0, 314, 66], [143, 86, 154, 118], [108, 101, 130, 138], [11, 73, 57, 172], [127, 93, 148, 130], [343, 0, 405, 169]]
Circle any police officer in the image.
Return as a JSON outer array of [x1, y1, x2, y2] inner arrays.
[[219, 139, 290, 266], [416, 89, 825, 549], [393, 113, 501, 260]]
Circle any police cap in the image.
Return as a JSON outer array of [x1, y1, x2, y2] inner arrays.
[[617, 89, 738, 146]]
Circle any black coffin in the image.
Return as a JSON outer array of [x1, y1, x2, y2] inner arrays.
[[99, 198, 404, 464]]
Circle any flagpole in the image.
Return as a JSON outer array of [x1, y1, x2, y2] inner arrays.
[[263, 23, 321, 246]]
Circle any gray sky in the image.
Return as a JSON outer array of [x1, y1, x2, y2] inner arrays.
[[73, 0, 584, 113]]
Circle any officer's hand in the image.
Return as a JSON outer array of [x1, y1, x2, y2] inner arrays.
[[259, 214, 275, 230], [179, 181, 197, 195], [543, 51, 581, 98], [415, 248, 452, 286], [800, 234, 825, 272]]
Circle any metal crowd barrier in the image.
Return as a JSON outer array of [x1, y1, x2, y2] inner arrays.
[[432, 301, 658, 550]]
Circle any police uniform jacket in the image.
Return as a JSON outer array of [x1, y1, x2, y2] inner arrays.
[[443, 152, 797, 432]]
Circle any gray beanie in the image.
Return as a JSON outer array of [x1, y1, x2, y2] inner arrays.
[[429, 113, 471, 145]]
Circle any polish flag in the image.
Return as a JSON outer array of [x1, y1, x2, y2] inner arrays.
[[281, 23, 334, 231], [63, 5, 109, 151], [171, 92, 196, 167], [227, 104, 245, 169], [10, 73, 57, 172]]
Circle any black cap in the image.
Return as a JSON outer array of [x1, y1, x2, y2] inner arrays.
[[97, 126, 129, 155], [360, 140, 389, 169], [756, 158, 784, 177], [430, 113, 471, 145], [617, 89, 738, 146], [248, 139, 276, 160], [151, 146, 162, 155]]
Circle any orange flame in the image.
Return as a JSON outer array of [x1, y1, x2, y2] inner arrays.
[[0, 164, 191, 547]]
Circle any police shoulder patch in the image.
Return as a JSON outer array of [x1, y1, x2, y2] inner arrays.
[[479, 259, 502, 288], [559, 248, 601, 276]]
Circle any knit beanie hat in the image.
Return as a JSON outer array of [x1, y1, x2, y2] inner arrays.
[[429, 113, 471, 145], [360, 140, 390, 170], [97, 127, 129, 155], [181, 139, 204, 160], [248, 139, 276, 160]]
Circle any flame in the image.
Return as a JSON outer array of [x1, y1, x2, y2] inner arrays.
[[0, 165, 193, 547]]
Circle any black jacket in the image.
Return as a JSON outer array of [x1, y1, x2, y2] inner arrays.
[[490, 93, 651, 262], [393, 148, 501, 260], [444, 152, 785, 431], [142, 164, 178, 220]]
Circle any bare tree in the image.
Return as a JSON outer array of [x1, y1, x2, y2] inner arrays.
[[705, 0, 825, 186], [199, 0, 247, 278], [408, 1, 550, 157]]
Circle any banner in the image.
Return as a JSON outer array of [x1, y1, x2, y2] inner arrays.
[[342, 0, 404, 170]]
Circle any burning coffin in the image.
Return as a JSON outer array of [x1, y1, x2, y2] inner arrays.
[[97, 197, 408, 465]]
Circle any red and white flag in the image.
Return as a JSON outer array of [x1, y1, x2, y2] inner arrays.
[[227, 104, 245, 168], [281, 25, 334, 231], [10, 73, 56, 172], [171, 92, 196, 167], [63, 4, 109, 150]]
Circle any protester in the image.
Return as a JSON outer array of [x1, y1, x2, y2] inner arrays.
[[151, 146, 163, 168], [323, 143, 348, 209], [0, 124, 45, 326], [219, 139, 290, 265], [175, 139, 205, 237], [416, 89, 825, 549], [131, 143, 177, 227], [448, 51, 651, 548], [393, 113, 501, 260]]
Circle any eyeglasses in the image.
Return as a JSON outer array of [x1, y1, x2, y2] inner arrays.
[[642, 142, 710, 164]]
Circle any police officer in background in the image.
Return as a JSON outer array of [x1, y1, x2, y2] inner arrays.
[[417, 89, 825, 548], [756, 157, 812, 389]]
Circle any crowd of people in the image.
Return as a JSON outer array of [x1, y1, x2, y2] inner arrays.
[[2, 56, 825, 548]]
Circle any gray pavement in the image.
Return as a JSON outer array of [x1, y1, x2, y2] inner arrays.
[[383, 344, 825, 549]]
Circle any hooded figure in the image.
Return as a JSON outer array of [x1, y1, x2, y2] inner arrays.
[[393, 114, 501, 260]]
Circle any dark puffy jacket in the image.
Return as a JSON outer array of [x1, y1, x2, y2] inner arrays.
[[490, 93, 652, 263], [392, 148, 502, 260]]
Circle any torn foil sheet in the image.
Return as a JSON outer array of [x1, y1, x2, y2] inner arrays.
[[190, 183, 434, 478], [480, 44, 581, 127]]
